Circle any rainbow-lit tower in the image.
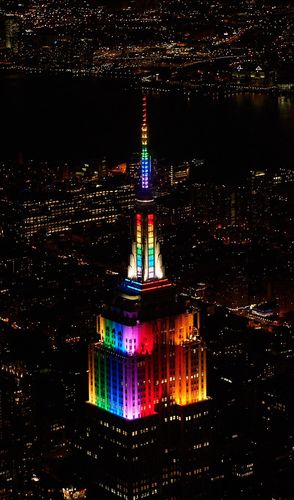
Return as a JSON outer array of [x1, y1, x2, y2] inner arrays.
[[83, 98, 210, 498], [127, 95, 165, 285]]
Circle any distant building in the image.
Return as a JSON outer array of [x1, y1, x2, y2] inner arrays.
[[170, 161, 190, 186], [0, 361, 36, 496], [4, 15, 19, 51], [3, 179, 135, 240]]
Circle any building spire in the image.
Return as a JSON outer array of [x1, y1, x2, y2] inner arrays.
[[126, 96, 167, 287], [140, 95, 152, 194]]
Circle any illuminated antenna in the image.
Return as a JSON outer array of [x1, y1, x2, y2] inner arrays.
[[141, 95, 151, 191]]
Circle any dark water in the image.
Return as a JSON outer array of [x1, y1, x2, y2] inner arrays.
[[0, 74, 293, 181]]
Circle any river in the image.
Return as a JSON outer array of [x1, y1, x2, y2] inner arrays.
[[0, 74, 293, 182]]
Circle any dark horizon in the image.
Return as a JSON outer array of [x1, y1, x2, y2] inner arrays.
[[1, 74, 293, 183]]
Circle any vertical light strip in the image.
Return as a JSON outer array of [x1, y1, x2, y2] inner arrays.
[[136, 213, 142, 278], [141, 96, 150, 191], [88, 345, 95, 405], [147, 214, 155, 278]]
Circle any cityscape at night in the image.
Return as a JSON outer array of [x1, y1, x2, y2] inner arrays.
[[0, 1, 294, 499], [0, 0, 293, 94]]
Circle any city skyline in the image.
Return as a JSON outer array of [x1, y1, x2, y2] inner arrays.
[[0, 2, 293, 499]]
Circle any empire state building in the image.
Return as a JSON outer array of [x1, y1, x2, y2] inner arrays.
[[77, 98, 210, 499]]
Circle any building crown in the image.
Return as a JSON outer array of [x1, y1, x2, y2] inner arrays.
[[126, 97, 168, 291]]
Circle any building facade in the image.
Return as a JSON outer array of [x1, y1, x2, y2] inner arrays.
[[76, 98, 210, 499], [4, 180, 135, 240]]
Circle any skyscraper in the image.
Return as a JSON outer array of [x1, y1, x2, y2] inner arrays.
[[4, 15, 19, 51], [76, 98, 210, 499]]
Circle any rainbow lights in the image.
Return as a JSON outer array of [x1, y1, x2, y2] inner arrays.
[[127, 97, 164, 283], [141, 147, 150, 191], [89, 311, 207, 420], [141, 96, 150, 191], [123, 278, 171, 294], [136, 214, 142, 278], [130, 210, 164, 283], [89, 317, 155, 419], [147, 214, 155, 278], [98, 316, 154, 356], [88, 96, 207, 423]]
